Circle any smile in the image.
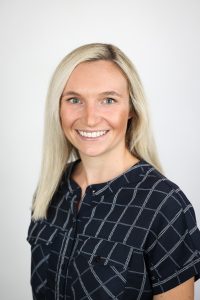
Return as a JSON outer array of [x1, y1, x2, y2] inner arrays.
[[77, 130, 108, 138]]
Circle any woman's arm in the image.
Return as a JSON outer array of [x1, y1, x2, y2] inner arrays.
[[153, 277, 194, 300]]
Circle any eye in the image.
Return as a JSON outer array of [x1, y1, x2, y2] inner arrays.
[[67, 98, 81, 104], [102, 98, 116, 104]]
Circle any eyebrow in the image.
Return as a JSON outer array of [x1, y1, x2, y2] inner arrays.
[[61, 90, 122, 98]]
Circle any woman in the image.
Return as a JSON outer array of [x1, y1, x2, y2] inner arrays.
[[27, 43, 200, 300]]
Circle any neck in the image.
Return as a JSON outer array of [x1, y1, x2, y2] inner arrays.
[[74, 148, 139, 188]]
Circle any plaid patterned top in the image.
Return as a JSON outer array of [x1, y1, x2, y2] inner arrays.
[[27, 159, 200, 300]]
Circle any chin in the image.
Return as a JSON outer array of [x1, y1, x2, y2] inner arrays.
[[80, 152, 104, 158], [79, 148, 108, 158]]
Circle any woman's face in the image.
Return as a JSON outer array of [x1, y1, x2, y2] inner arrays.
[[60, 60, 132, 158]]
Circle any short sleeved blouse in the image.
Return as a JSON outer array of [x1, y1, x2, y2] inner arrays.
[[27, 160, 200, 300]]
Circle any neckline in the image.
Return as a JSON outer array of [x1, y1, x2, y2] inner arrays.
[[66, 158, 151, 196]]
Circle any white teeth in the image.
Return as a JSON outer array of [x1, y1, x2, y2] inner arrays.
[[78, 130, 107, 138]]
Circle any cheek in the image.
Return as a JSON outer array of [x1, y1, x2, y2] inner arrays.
[[110, 109, 130, 131], [60, 106, 76, 129], [60, 108, 68, 129], [59, 111, 75, 141]]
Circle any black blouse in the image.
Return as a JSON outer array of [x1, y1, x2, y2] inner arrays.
[[27, 160, 200, 300]]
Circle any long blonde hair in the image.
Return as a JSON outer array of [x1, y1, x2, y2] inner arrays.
[[32, 43, 163, 220]]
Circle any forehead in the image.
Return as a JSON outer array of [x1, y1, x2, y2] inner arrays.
[[63, 60, 129, 94]]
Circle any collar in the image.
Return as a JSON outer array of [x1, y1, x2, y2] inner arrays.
[[64, 159, 154, 197]]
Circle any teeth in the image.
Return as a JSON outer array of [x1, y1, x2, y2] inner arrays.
[[78, 130, 107, 138]]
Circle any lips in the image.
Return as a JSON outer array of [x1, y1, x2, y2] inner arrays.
[[77, 130, 108, 138]]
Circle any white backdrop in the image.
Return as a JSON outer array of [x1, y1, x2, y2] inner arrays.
[[0, 0, 200, 299]]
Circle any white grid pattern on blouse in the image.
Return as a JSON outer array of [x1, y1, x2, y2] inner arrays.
[[27, 161, 200, 300]]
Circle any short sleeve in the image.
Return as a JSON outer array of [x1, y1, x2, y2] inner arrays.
[[144, 188, 200, 295]]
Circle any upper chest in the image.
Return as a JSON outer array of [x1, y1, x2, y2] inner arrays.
[[47, 184, 160, 250]]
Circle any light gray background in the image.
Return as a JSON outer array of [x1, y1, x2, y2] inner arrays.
[[0, 0, 200, 299]]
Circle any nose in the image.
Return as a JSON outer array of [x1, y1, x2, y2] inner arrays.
[[83, 102, 100, 127]]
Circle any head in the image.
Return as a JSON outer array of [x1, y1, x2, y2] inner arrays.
[[32, 43, 162, 220], [46, 43, 148, 160], [60, 59, 135, 159]]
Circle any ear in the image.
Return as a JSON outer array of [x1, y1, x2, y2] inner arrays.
[[128, 110, 134, 119]]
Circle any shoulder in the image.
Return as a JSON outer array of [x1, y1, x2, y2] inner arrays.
[[137, 160, 200, 247], [131, 160, 196, 223], [139, 162, 200, 294], [61, 159, 80, 182], [133, 160, 186, 200], [135, 159, 179, 190]]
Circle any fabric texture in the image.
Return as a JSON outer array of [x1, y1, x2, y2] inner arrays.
[[27, 160, 200, 299]]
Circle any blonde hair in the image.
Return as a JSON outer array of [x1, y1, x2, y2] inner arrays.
[[32, 43, 163, 220]]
